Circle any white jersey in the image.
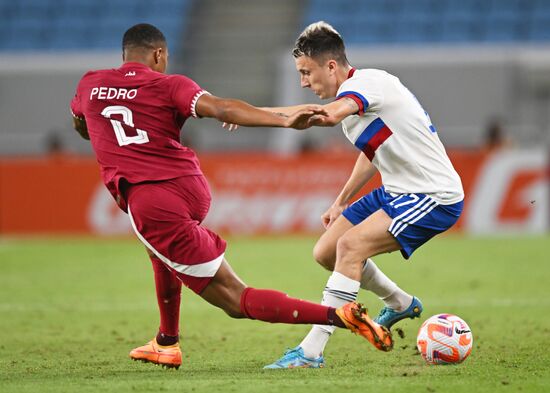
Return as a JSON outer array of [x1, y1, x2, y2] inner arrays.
[[337, 68, 464, 204]]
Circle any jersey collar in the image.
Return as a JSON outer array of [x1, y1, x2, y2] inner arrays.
[[120, 62, 151, 70], [347, 67, 356, 79]]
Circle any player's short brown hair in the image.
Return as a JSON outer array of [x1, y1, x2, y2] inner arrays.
[[122, 23, 166, 51], [293, 21, 349, 65]]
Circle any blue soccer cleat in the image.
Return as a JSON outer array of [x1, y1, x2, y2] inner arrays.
[[374, 297, 423, 329], [263, 347, 325, 369]]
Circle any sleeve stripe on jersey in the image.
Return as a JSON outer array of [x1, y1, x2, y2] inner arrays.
[[336, 91, 369, 114], [355, 117, 393, 161], [190, 90, 210, 118], [338, 94, 364, 114]]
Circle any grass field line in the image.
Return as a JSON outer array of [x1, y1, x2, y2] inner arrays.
[[1, 297, 549, 312]]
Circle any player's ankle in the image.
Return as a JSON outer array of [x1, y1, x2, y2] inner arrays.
[[383, 290, 413, 312], [327, 307, 346, 328], [156, 332, 179, 346]]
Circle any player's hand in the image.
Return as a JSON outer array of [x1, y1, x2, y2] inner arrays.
[[321, 203, 347, 229], [222, 122, 239, 132], [285, 106, 328, 130], [72, 116, 90, 140], [307, 113, 334, 127]]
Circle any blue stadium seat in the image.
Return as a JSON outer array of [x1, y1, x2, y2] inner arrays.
[[0, 0, 191, 51], [488, 0, 525, 12], [357, 0, 392, 14], [534, 0, 550, 11], [439, 18, 477, 43], [305, 0, 550, 45], [59, 0, 101, 16], [483, 12, 524, 42], [443, 0, 490, 15], [15, 0, 57, 16], [4, 0, 550, 50], [529, 13, 550, 41]]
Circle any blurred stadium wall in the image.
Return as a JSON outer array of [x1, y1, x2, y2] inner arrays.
[[0, 0, 548, 236]]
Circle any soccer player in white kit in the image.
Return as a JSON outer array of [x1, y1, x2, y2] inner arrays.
[[263, 22, 464, 368]]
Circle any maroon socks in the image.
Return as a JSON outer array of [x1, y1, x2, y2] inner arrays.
[[239, 287, 345, 327], [150, 256, 182, 339]]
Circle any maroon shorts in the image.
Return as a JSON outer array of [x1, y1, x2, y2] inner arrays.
[[126, 175, 226, 294]]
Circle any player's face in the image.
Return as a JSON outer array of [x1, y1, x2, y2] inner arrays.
[[295, 55, 338, 99]]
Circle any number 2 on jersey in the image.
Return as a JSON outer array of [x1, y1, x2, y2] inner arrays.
[[101, 105, 149, 146]]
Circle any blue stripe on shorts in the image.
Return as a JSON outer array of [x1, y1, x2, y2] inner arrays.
[[342, 186, 463, 259]]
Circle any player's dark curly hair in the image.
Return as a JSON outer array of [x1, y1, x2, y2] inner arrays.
[[122, 23, 166, 51], [293, 21, 349, 65]]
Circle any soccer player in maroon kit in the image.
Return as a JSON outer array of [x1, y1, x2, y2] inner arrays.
[[70, 23, 392, 369]]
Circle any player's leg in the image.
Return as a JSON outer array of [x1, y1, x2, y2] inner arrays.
[[125, 175, 215, 369], [370, 196, 464, 327], [315, 193, 419, 319], [335, 208, 425, 330], [200, 258, 340, 325], [266, 209, 399, 369], [315, 229, 415, 317], [313, 215, 414, 310], [363, 258, 421, 327], [313, 193, 415, 309], [333, 208, 400, 279], [283, 214, 354, 365], [148, 248, 182, 344], [312, 214, 354, 270], [197, 257, 391, 352], [295, 191, 412, 363], [129, 249, 183, 368], [197, 258, 246, 318]]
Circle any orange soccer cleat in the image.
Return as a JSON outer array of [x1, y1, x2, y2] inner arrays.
[[129, 338, 182, 369], [336, 302, 394, 352]]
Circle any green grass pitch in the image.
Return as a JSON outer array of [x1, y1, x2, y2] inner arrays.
[[1, 235, 549, 392]]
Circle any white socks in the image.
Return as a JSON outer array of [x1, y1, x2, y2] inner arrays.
[[360, 258, 412, 312], [299, 271, 360, 359], [299, 260, 412, 359]]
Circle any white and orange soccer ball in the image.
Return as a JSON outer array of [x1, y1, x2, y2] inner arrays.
[[416, 314, 473, 364]]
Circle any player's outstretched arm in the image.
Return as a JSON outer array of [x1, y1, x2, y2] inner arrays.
[[195, 94, 327, 129], [261, 97, 359, 127], [306, 97, 360, 128], [322, 152, 378, 228], [260, 104, 315, 116], [256, 97, 359, 130], [222, 105, 315, 131], [71, 115, 89, 140], [220, 98, 356, 131]]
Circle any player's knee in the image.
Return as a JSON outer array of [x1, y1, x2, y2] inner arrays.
[[336, 235, 362, 264], [221, 287, 247, 319], [312, 241, 334, 271], [223, 309, 245, 319], [222, 299, 246, 319]]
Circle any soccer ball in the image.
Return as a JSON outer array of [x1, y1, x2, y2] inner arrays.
[[416, 314, 473, 365]]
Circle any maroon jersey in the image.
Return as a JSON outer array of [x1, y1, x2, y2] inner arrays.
[[70, 62, 207, 211]]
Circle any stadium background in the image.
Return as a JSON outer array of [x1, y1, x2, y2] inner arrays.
[[0, 0, 548, 236], [0, 1, 549, 392]]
